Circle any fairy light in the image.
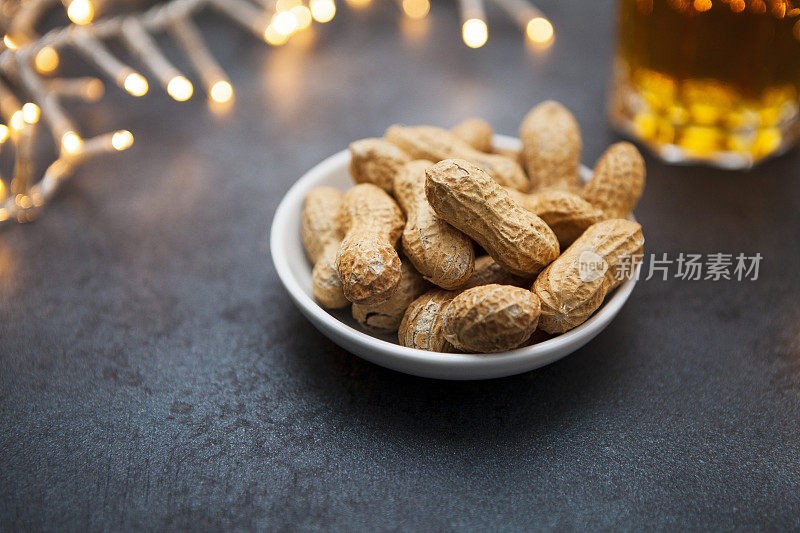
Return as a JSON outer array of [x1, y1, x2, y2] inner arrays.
[[166, 76, 193, 101], [123, 72, 149, 96], [10, 110, 24, 131], [265, 25, 290, 45], [61, 131, 83, 155], [459, 0, 487, 48], [22, 103, 40, 124], [111, 130, 134, 151], [0, 125, 9, 143], [210, 80, 234, 103], [401, 0, 430, 19], [34, 46, 60, 73], [66, 0, 94, 25], [462, 18, 488, 47], [310, 0, 336, 22], [290, 5, 313, 29], [3, 35, 18, 50], [272, 10, 299, 36], [526, 16, 552, 43]]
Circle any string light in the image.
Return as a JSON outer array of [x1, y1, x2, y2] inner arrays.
[[291, 5, 314, 29], [3, 35, 18, 50], [272, 11, 299, 36], [34, 47, 60, 74], [462, 18, 488, 48], [111, 130, 134, 151], [66, 0, 95, 25], [61, 131, 83, 155], [310, 0, 336, 22], [22, 103, 40, 124], [10, 110, 24, 131], [526, 16, 552, 43], [401, 0, 430, 19], [265, 25, 290, 45], [0, 125, 9, 143], [166, 76, 193, 101], [123, 72, 149, 96], [210, 80, 234, 103]]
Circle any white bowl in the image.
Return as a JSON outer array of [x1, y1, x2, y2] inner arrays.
[[270, 135, 639, 380]]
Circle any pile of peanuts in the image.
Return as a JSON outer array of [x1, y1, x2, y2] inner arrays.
[[301, 101, 645, 353]]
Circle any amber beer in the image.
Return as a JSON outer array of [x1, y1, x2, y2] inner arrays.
[[609, 0, 800, 168]]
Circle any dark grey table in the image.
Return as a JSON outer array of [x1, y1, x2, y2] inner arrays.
[[2, 1, 800, 530]]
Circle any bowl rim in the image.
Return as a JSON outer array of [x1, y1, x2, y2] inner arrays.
[[270, 134, 639, 373]]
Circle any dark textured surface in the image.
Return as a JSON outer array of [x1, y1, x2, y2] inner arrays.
[[2, 1, 800, 530]]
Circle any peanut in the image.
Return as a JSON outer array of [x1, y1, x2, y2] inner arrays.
[[581, 142, 646, 219], [353, 259, 430, 334], [425, 159, 560, 277], [451, 118, 494, 152], [349, 138, 411, 194], [398, 289, 457, 353], [393, 160, 475, 289], [386, 124, 529, 191], [519, 101, 583, 192], [302, 187, 348, 308], [397, 256, 529, 352], [533, 219, 644, 333], [442, 284, 541, 353], [504, 187, 605, 249], [336, 184, 405, 305]]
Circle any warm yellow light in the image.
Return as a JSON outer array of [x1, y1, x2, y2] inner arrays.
[[0, 124, 9, 143], [309, 0, 336, 22], [3, 35, 18, 50], [22, 103, 40, 124], [272, 10, 298, 36], [10, 110, 24, 131], [210, 80, 234, 103], [291, 5, 313, 29], [264, 25, 290, 45], [167, 76, 193, 101], [526, 17, 553, 43], [111, 130, 134, 151], [402, 0, 429, 19], [123, 72, 149, 96], [345, 0, 371, 8], [462, 18, 487, 48], [61, 131, 83, 154], [67, 0, 94, 25], [34, 46, 60, 73], [693, 0, 712, 11], [84, 78, 106, 101]]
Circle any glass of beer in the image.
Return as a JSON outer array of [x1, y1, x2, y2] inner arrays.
[[608, 0, 800, 168]]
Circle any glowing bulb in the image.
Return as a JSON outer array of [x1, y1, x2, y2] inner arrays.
[[34, 46, 60, 73], [22, 103, 40, 124], [10, 110, 24, 131], [310, 0, 336, 22], [264, 24, 290, 45], [111, 130, 134, 151], [402, 0, 429, 18], [462, 18, 487, 48], [272, 10, 298, 36], [61, 131, 83, 155], [210, 80, 234, 103], [0, 124, 9, 143], [290, 5, 313, 29], [166, 76, 193, 101], [123, 72, 149, 96], [3, 35, 18, 49], [67, 0, 94, 25], [526, 17, 553, 43]]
